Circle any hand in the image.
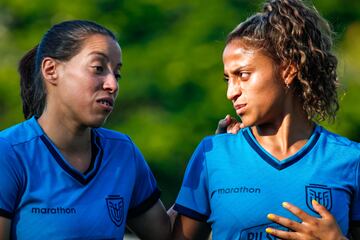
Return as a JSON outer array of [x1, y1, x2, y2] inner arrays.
[[167, 205, 177, 230], [266, 200, 347, 240], [215, 115, 244, 134]]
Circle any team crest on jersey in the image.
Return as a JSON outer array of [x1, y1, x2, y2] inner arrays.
[[106, 195, 124, 227], [305, 184, 332, 213]]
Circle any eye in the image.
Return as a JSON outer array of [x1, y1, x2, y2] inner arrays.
[[114, 73, 122, 81], [224, 75, 229, 83], [238, 72, 250, 80], [93, 66, 104, 74]]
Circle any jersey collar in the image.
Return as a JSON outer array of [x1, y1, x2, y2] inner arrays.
[[242, 125, 321, 170], [29, 117, 104, 185]]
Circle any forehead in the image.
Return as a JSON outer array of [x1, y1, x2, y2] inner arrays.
[[223, 39, 260, 59], [78, 34, 122, 62], [223, 39, 274, 69]]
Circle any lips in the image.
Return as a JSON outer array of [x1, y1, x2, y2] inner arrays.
[[234, 103, 247, 115], [96, 97, 114, 110]]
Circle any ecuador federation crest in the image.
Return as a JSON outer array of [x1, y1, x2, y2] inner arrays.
[[106, 195, 124, 227], [305, 184, 332, 213]]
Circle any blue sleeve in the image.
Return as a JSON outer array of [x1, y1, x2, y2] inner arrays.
[[127, 143, 160, 218], [351, 157, 360, 222], [0, 138, 24, 219], [174, 138, 210, 222]]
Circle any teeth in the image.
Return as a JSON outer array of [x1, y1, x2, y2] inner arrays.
[[100, 100, 110, 106]]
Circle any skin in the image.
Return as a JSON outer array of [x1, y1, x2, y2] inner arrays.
[[266, 201, 347, 240], [38, 34, 122, 172], [216, 41, 360, 239], [0, 217, 10, 239], [0, 34, 171, 240], [223, 39, 314, 160], [173, 39, 351, 239]]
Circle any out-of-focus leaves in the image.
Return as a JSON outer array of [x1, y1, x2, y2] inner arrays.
[[0, 0, 359, 207]]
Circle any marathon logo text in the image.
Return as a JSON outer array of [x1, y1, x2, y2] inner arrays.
[[211, 186, 261, 198], [31, 207, 76, 214]]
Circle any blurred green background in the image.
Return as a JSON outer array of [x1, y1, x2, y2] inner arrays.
[[0, 0, 359, 207]]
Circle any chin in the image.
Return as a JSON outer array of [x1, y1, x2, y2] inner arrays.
[[86, 117, 108, 128], [239, 116, 256, 128], [89, 122, 105, 128]]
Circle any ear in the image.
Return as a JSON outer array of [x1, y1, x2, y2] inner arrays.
[[41, 57, 59, 85], [281, 63, 297, 87]]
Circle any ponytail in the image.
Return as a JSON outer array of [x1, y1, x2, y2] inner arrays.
[[18, 45, 46, 119], [226, 0, 339, 122], [18, 20, 117, 120]]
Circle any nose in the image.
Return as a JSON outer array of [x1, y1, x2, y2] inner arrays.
[[226, 79, 241, 101], [103, 73, 118, 94]]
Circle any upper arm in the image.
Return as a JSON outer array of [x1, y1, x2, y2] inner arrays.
[[0, 216, 11, 240], [127, 200, 171, 240], [126, 141, 170, 239], [350, 158, 360, 240], [0, 139, 23, 220], [128, 142, 158, 211], [172, 214, 211, 240]]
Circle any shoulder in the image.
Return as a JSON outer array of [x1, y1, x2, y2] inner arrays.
[[318, 127, 360, 166], [186, 130, 246, 163], [0, 137, 14, 155], [94, 127, 133, 144], [319, 126, 360, 151], [0, 134, 24, 170], [94, 127, 142, 156], [200, 128, 246, 149], [0, 118, 40, 146]]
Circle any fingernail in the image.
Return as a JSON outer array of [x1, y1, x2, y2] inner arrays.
[[265, 228, 273, 234], [267, 213, 275, 220], [312, 199, 319, 205], [282, 202, 289, 208], [225, 115, 231, 123]]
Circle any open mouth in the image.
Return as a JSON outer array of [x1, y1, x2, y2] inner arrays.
[[98, 99, 113, 107], [97, 98, 114, 108]]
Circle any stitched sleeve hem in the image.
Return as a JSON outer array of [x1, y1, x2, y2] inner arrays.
[[0, 208, 13, 219], [127, 188, 161, 218], [173, 203, 208, 222]]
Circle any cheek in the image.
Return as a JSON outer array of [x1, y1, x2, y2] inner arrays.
[[247, 78, 284, 108]]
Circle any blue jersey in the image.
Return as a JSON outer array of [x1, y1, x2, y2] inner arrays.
[[174, 125, 360, 239], [0, 117, 160, 239]]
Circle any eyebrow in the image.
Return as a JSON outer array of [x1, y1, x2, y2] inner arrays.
[[89, 51, 123, 67], [225, 66, 246, 75]]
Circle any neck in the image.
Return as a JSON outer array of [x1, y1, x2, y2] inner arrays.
[[251, 104, 314, 161], [38, 111, 91, 154]]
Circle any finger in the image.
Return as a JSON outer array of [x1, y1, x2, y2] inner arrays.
[[227, 122, 241, 134], [311, 199, 332, 220], [267, 213, 302, 232], [166, 206, 178, 228], [266, 227, 299, 240], [215, 115, 231, 134], [282, 202, 313, 222]]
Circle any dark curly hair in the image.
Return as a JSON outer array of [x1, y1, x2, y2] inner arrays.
[[227, 0, 339, 122]]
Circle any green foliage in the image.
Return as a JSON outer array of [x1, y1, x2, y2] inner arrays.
[[1, 0, 359, 207]]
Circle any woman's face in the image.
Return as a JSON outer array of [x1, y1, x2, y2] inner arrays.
[[223, 39, 288, 128], [54, 34, 122, 128]]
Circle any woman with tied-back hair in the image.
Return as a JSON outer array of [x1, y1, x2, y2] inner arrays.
[[0, 20, 171, 239], [172, 0, 360, 239]]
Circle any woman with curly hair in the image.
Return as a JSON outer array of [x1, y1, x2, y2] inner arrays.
[[172, 0, 360, 239]]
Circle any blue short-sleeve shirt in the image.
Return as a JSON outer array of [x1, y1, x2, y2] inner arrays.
[[0, 117, 160, 239], [175, 125, 360, 239]]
